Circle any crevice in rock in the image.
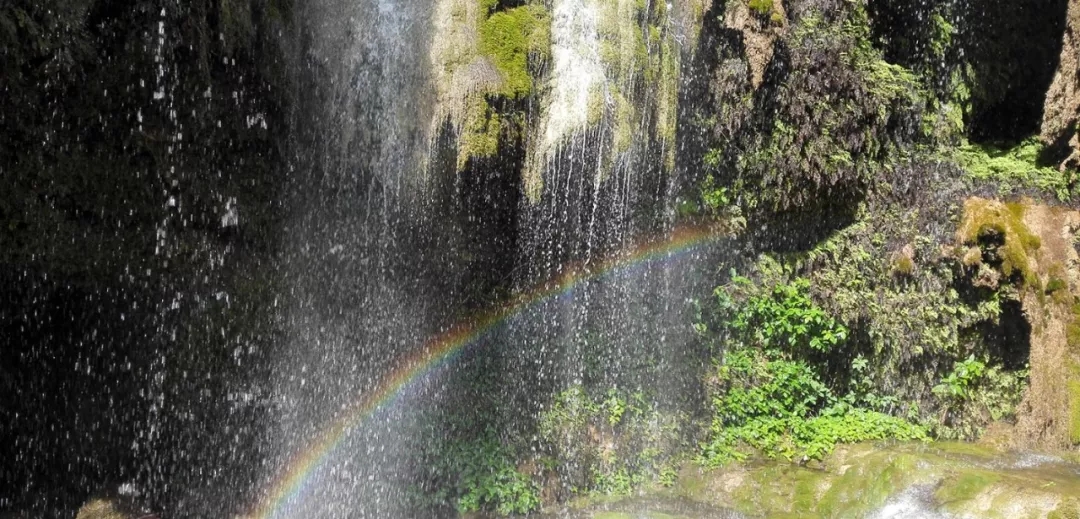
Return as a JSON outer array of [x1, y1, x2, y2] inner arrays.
[[958, 0, 1070, 143]]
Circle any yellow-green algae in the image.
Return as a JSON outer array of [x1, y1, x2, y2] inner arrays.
[[652, 442, 1080, 518], [956, 198, 1042, 288]]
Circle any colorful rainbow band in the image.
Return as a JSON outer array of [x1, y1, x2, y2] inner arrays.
[[250, 223, 724, 518]]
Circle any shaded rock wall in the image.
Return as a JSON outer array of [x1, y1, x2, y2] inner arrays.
[[1041, 0, 1080, 169]]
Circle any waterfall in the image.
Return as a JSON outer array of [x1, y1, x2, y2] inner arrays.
[[266, 0, 444, 516], [253, 0, 718, 516]]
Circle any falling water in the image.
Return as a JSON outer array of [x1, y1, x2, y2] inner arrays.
[[265, 0, 443, 516], [253, 0, 719, 516]]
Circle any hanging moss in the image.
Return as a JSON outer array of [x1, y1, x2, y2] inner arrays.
[[457, 97, 502, 170], [444, 1, 550, 171], [478, 3, 549, 99]]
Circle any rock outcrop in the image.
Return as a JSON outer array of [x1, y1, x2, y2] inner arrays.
[[1041, 0, 1080, 170], [956, 198, 1080, 449]]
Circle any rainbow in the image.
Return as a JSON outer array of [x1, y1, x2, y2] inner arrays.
[[249, 223, 725, 518]]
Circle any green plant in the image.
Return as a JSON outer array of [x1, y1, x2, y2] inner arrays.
[[540, 386, 685, 496], [437, 436, 540, 516], [603, 388, 627, 427], [700, 276, 926, 467], [933, 355, 985, 401], [591, 467, 643, 496], [930, 355, 1028, 440], [727, 277, 848, 354], [658, 465, 678, 487], [702, 347, 926, 466]]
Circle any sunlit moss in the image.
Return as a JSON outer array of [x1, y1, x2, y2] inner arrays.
[[892, 255, 915, 276], [956, 198, 1041, 288], [478, 3, 549, 99], [1069, 370, 1080, 445], [957, 138, 1072, 201], [431, 0, 550, 171], [935, 470, 1001, 507], [655, 32, 679, 171], [612, 91, 636, 157], [748, 0, 774, 16]]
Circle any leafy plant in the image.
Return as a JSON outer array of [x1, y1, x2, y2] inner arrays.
[[539, 386, 686, 497], [933, 355, 986, 401], [727, 277, 848, 354], [435, 435, 540, 516], [700, 276, 927, 467], [932, 355, 1028, 440]]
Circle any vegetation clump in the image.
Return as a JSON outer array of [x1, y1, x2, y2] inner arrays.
[[703, 3, 927, 213], [440, 0, 551, 171], [432, 435, 540, 516], [478, 3, 550, 100], [538, 386, 686, 496], [699, 275, 927, 467], [956, 198, 1042, 287], [748, 0, 774, 17], [957, 139, 1075, 201]]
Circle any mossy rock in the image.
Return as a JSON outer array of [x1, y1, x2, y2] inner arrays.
[[956, 198, 1042, 287], [1069, 363, 1080, 444], [75, 498, 138, 519], [477, 3, 549, 99], [653, 442, 1080, 518]]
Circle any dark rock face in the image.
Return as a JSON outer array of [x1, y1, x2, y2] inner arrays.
[[868, 0, 1071, 144], [0, 0, 292, 515], [954, 0, 1068, 142]]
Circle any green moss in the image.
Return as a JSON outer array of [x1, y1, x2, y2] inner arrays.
[[656, 34, 679, 171], [731, 463, 831, 516], [892, 255, 915, 276], [457, 97, 502, 169], [817, 450, 921, 517], [448, 2, 551, 169], [478, 4, 549, 99], [958, 199, 1041, 288], [935, 470, 1001, 505], [957, 138, 1072, 201], [748, 0, 774, 16], [1066, 311, 1080, 366], [1047, 277, 1068, 294]]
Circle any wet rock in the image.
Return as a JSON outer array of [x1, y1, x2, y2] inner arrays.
[[561, 442, 1080, 518], [1041, 0, 1080, 170], [75, 485, 155, 519], [723, 0, 787, 88]]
